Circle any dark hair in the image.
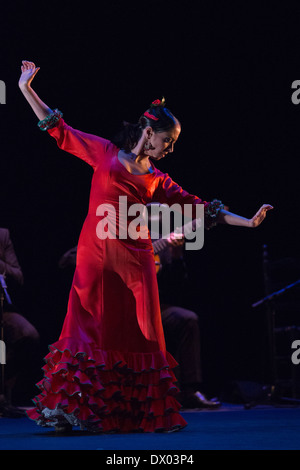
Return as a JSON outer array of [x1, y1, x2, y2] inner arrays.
[[112, 100, 179, 153]]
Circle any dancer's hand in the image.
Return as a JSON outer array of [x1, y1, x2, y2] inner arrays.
[[18, 60, 40, 89], [248, 204, 274, 228], [18, 60, 52, 121]]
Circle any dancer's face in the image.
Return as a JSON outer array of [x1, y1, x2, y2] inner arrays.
[[146, 124, 181, 160]]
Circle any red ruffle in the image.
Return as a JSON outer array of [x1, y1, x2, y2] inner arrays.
[[26, 338, 187, 433]]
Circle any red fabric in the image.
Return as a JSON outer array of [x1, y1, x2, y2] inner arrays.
[[27, 119, 207, 432]]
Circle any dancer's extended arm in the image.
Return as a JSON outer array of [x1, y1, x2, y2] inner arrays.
[[218, 204, 273, 228]]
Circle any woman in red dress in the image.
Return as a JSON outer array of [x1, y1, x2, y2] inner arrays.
[[18, 61, 273, 433]]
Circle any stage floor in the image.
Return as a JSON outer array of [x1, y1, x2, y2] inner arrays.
[[1, 403, 300, 451]]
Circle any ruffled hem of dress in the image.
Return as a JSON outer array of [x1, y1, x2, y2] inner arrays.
[[26, 337, 187, 433]]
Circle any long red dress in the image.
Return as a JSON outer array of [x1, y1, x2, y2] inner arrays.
[[27, 118, 214, 432]]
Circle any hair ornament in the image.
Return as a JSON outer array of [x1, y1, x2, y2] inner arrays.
[[143, 111, 159, 121], [150, 97, 166, 107]]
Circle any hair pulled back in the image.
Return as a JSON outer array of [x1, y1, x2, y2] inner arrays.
[[112, 99, 179, 153]]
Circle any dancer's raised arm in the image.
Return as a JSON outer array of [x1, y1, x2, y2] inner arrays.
[[18, 60, 52, 120], [18, 60, 112, 169]]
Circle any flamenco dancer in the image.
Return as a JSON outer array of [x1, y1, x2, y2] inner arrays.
[[19, 60, 273, 433]]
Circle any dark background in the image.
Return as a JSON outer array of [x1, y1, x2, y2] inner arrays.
[[0, 1, 299, 398]]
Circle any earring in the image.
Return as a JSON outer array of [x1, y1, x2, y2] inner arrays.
[[144, 140, 154, 151], [144, 140, 151, 151]]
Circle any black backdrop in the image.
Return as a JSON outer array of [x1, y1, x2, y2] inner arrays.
[[1, 1, 299, 396]]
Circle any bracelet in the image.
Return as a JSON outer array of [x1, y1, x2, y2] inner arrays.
[[205, 199, 224, 228], [38, 109, 63, 131]]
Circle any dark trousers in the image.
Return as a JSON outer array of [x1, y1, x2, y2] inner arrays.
[[2, 312, 40, 404], [161, 305, 202, 392]]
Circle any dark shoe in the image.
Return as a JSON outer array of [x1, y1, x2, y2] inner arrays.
[[0, 402, 26, 418], [54, 422, 73, 433], [181, 391, 221, 409]]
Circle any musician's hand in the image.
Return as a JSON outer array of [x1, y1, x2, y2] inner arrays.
[[248, 204, 274, 228], [58, 246, 77, 269], [167, 232, 185, 247]]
